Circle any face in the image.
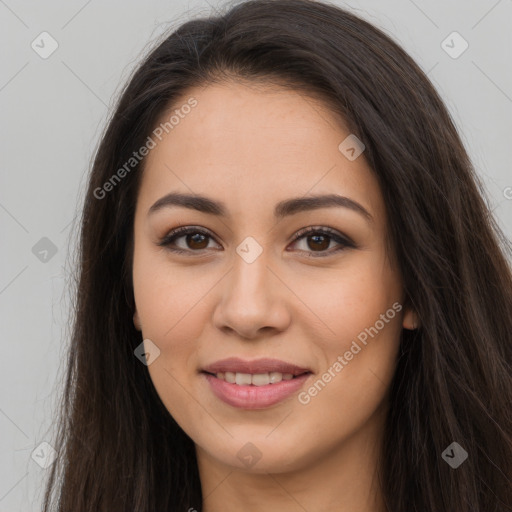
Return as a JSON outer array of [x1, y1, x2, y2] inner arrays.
[[132, 80, 416, 474]]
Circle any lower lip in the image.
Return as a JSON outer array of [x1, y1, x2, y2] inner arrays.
[[202, 372, 312, 409]]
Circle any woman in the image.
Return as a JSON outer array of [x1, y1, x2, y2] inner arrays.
[[42, 0, 512, 510]]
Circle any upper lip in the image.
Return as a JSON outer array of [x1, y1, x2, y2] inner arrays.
[[202, 357, 312, 376]]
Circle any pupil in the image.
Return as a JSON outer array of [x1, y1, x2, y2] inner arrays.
[[188, 233, 208, 249], [308, 234, 329, 251]]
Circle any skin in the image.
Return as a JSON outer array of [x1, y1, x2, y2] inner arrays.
[[132, 80, 419, 512]]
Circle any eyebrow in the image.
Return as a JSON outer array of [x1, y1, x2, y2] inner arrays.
[[148, 192, 373, 223]]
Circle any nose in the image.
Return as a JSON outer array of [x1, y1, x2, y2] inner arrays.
[[212, 248, 291, 340]]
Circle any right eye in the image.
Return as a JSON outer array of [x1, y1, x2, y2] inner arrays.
[[157, 226, 222, 255]]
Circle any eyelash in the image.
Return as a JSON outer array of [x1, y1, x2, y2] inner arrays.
[[157, 225, 355, 258]]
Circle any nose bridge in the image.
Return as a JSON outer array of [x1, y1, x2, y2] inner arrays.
[[231, 245, 270, 300], [226, 240, 273, 314]]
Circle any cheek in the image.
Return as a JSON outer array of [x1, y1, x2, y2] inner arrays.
[[292, 255, 401, 349], [296, 304, 402, 446], [132, 245, 215, 344], [132, 250, 213, 409], [132, 258, 212, 428], [292, 256, 403, 408]]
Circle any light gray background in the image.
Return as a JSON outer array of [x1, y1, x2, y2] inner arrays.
[[1, 0, 511, 510]]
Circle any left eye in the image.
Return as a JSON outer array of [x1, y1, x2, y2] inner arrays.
[[158, 226, 354, 257], [288, 226, 354, 257]]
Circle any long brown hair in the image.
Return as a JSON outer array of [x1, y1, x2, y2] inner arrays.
[[42, 0, 512, 510]]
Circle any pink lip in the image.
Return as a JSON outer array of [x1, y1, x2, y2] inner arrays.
[[202, 357, 311, 376], [202, 372, 311, 409]]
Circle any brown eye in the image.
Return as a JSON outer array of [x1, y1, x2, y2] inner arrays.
[[158, 227, 221, 254], [288, 226, 354, 257]]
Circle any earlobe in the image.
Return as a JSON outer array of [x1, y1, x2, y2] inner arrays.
[[402, 307, 420, 330], [133, 311, 141, 331]]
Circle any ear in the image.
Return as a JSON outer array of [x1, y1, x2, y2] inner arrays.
[[133, 311, 142, 331], [402, 306, 420, 330]]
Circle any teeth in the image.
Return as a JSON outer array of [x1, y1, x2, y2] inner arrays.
[[215, 371, 297, 385], [235, 372, 252, 386], [252, 373, 270, 386]]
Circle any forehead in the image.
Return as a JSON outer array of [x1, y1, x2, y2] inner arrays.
[[137, 81, 384, 223]]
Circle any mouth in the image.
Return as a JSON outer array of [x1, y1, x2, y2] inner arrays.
[[200, 358, 313, 409]]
